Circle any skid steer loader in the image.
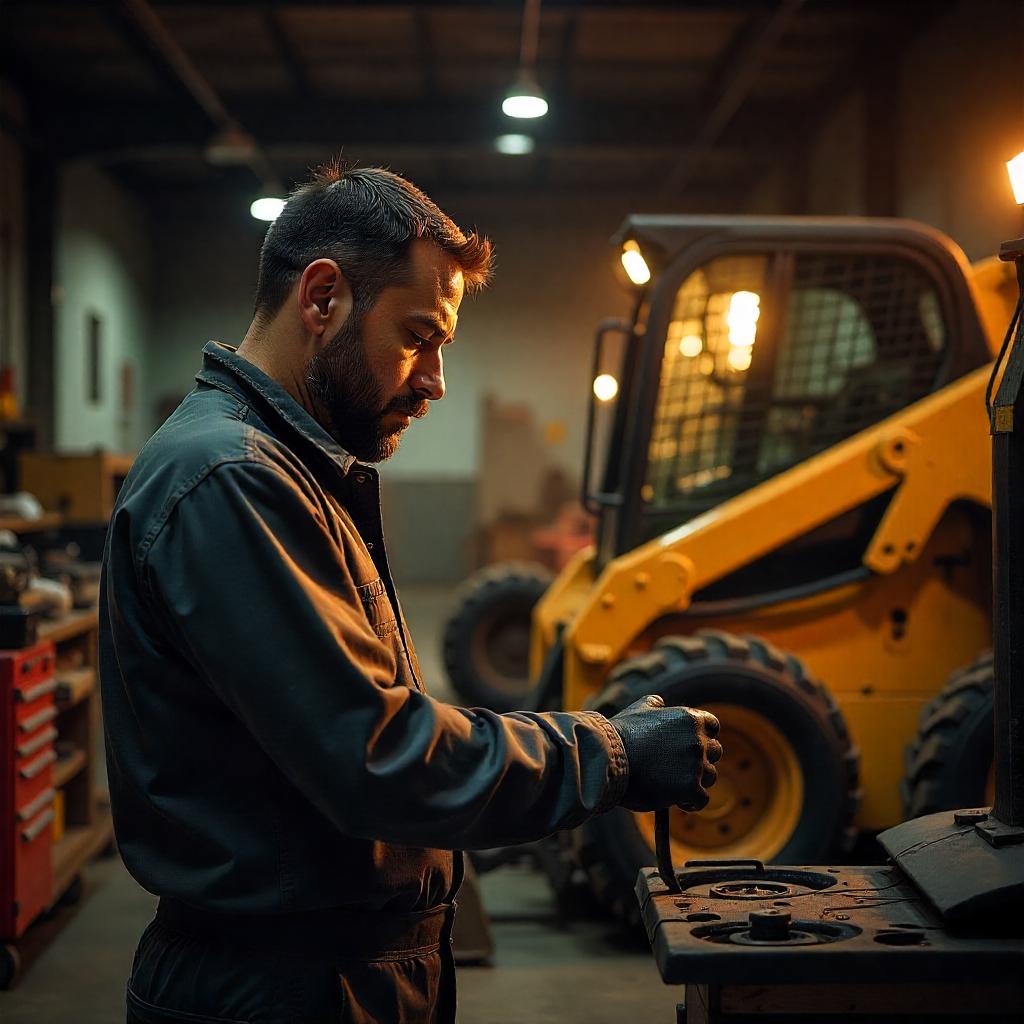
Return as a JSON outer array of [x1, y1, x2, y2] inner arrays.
[[522, 215, 1017, 927]]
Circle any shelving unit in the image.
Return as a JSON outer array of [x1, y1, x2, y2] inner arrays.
[[1, 604, 111, 988], [39, 607, 113, 884]]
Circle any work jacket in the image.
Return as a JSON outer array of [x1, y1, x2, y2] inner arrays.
[[99, 341, 629, 918]]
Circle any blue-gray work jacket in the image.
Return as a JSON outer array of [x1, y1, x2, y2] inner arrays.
[[99, 342, 628, 917]]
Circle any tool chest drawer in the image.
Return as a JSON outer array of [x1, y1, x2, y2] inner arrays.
[[1, 641, 57, 940]]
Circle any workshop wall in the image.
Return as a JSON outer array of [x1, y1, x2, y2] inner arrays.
[[761, 0, 1023, 262], [0, 82, 28, 414], [55, 164, 151, 453]]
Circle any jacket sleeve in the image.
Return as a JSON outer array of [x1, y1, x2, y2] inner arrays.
[[142, 457, 628, 850]]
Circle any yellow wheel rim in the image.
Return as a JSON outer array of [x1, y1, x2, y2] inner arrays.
[[635, 703, 805, 863]]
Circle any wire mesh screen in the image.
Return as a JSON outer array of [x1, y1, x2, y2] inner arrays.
[[643, 251, 947, 514]]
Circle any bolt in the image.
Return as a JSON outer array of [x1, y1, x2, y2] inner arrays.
[[834, 914, 850, 921], [748, 909, 791, 942], [601, 592, 616, 609]]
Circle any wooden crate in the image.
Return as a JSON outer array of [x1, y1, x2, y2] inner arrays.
[[18, 452, 133, 524]]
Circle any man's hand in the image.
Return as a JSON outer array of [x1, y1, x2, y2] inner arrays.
[[609, 695, 722, 812]]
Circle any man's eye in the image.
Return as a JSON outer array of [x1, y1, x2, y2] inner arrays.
[[407, 331, 428, 348]]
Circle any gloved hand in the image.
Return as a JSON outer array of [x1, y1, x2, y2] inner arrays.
[[609, 695, 722, 812]]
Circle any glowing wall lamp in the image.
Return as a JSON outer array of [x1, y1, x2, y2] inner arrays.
[[1008, 150, 1024, 205]]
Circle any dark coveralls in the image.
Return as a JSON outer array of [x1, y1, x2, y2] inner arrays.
[[100, 342, 629, 1023]]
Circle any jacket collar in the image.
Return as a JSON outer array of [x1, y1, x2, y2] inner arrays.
[[195, 341, 359, 477]]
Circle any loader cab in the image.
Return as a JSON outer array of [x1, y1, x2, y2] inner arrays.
[[584, 217, 994, 575]]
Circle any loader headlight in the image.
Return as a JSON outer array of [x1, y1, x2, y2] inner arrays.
[[621, 240, 651, 286]]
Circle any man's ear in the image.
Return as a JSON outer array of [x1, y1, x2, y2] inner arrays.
[[297, 259, 354, 344]]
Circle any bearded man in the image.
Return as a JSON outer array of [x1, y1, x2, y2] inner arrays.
[[100, 161, 722, 1024]]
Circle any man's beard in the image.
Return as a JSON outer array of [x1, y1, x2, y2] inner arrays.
[[305, 312, 428, 463]]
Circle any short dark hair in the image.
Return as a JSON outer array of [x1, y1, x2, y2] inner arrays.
[[253, 159, 493, 322]]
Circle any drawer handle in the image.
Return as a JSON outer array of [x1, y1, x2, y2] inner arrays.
[[18, 706, 58, 733], [21, 807, 55, 843], [16, 725, 58, 759], [16, 787, 56, 822], [19, 748, 57, 779], [15, 678, 57, 704]]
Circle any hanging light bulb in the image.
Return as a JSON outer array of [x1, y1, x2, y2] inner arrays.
[[502, 70, 548, 119], [503, 0, 548, 119]]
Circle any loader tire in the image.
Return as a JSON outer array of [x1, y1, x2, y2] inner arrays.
[[442, 562, 554, 712], [902, 651, 994, 820], [574, 630, 860, 929]]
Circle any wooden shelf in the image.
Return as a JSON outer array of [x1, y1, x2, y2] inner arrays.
[[52, 807, 114, 900], [0, 513, 62, 534], [38, 608, 98, 645], [55, 667, 95, 709], [52, 748, 87, 789]]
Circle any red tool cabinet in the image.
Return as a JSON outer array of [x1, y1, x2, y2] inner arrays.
[[0, 642, 57, 940]]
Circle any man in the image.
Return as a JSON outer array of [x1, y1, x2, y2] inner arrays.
[[100, 162, 722, 1024]]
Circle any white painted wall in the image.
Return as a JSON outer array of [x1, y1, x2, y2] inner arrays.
[[55, 163, 151, 452]]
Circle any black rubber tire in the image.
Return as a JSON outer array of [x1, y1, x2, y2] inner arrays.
[[902, 651, 994, 820], [442, 562, 554, 712], [573, 630, 860, 929]]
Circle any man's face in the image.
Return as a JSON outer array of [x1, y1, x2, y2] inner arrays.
[[306, 240, 464, 462]]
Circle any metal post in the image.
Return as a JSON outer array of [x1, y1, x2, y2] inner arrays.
[[988, 239, 1024, 829]]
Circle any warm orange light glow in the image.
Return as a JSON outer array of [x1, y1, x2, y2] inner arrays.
[[728, 346, 753, 372], [593, 373, 619, 401], [1008, 151, 1024, 205], [727, 291, 760, 348], [621, 240, 651, 285], [679, 334, 703, 357]]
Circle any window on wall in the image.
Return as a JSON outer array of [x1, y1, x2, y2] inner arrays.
[[87, 311, 102, 404]]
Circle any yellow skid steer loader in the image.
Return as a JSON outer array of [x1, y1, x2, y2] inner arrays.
[[526, 216, 1017, 926]]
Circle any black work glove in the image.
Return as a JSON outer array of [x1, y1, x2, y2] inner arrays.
[[609, 695, 722, 812]]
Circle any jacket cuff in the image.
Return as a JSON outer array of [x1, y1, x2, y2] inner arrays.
[[582, 710, 629, 813]]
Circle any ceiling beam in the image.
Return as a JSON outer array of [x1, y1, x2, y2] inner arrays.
[[263, 6, 312, 97], [47, 97, 808, 156], [662, 0, 805, 196]]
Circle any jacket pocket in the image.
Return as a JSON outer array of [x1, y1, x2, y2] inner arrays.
[[127, 985, 251, 1024], [336, 948, 442, 1024], [355, 577, 398, 641]]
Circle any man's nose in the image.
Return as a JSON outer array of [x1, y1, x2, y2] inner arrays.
[[411, 350, 445, 401]]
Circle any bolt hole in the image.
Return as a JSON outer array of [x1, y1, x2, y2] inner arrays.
[[874, 930, 926, 946], [740, 797, 752, 808], [773, 901, 791, 907], [685, 912, 721, 922], [718, 823, 731, 835], [882, 544, 894, 555], [737, 759, 751, 771]]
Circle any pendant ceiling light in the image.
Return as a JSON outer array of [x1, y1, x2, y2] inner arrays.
[[502, 0, 547, 120]]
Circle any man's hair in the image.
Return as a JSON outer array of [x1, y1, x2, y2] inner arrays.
[[253, 159, 493, 322]]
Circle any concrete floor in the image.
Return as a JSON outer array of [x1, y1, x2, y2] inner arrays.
[[1, 585, 683, 1023]]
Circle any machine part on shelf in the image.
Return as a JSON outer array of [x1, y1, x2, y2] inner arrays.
[[901, 650, 994, 819], [443, 561, 554, 711], [574, 631, 858, 927]]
